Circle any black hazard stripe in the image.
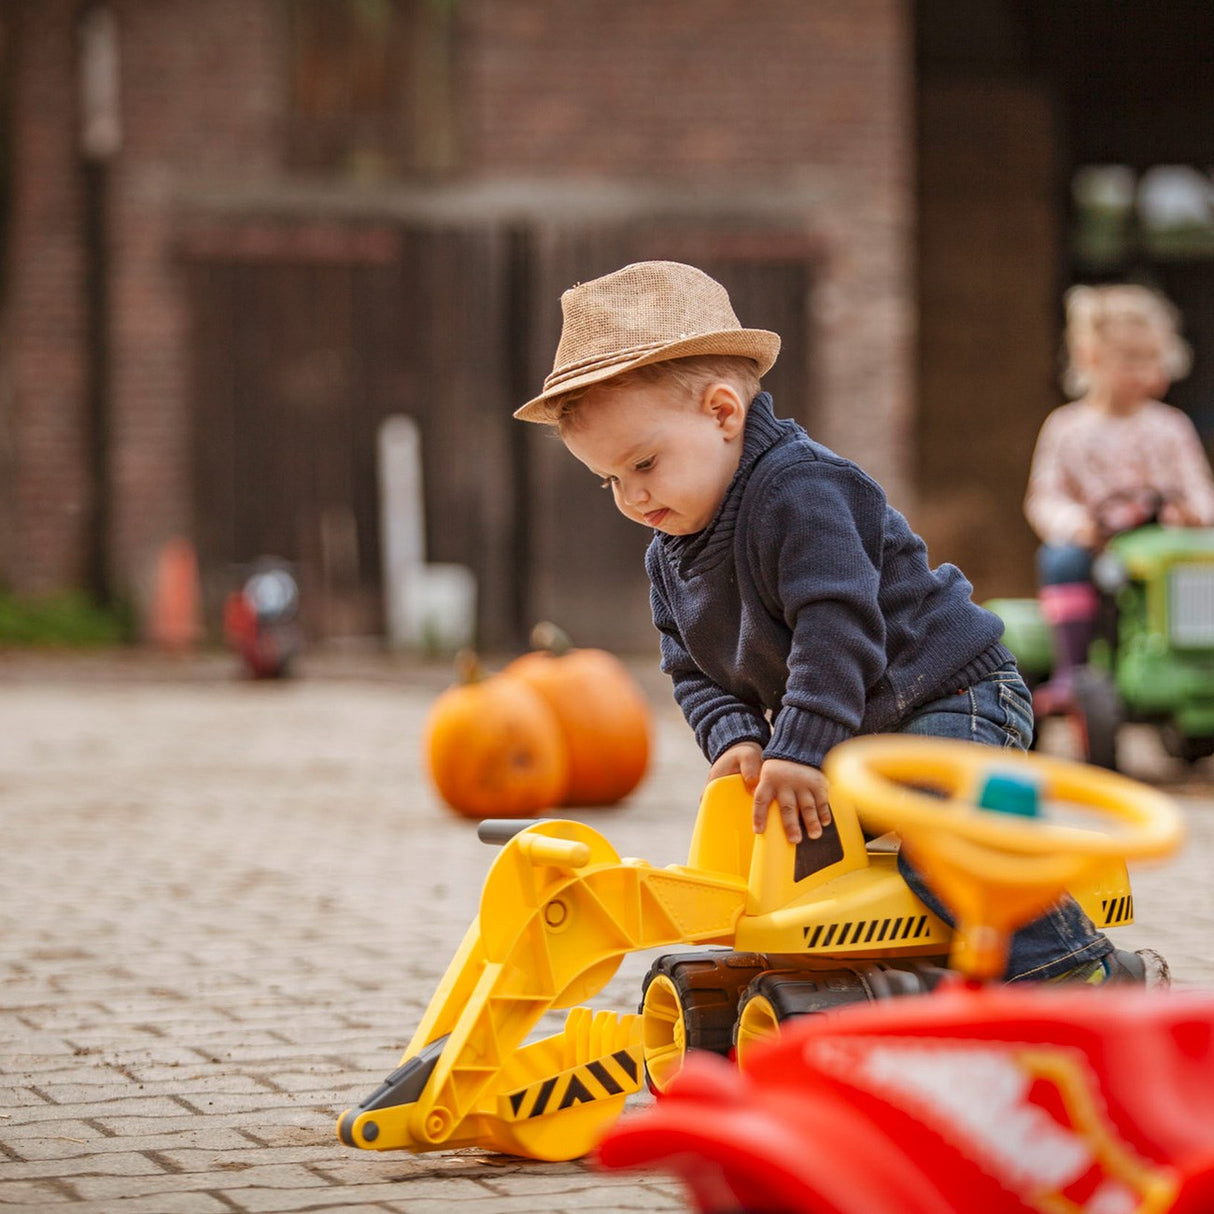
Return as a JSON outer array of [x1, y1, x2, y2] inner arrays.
[[804, 915, 932, 947], [586, 1059, 623, 1095], [506, 1049, 640, 1120], [558, 1074, 596, 1110], [1101, 895, 1133, 925]]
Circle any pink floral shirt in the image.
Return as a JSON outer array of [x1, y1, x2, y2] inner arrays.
[[1024, 399, 1214, 545]]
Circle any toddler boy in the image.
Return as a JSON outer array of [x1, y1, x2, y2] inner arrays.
[[515, 260, 1154, 985]]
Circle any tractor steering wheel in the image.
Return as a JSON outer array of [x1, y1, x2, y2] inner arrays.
[[823, 736, 1183, 980]]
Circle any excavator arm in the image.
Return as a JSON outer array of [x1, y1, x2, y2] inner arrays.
[[337, 818, 749, 1160]]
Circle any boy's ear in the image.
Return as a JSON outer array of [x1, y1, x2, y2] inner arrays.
[[702, 383, 746, 437]]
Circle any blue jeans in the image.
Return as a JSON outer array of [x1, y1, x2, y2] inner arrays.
[[1037, 542, 1093, 587], [891, 661, 1112, 980]]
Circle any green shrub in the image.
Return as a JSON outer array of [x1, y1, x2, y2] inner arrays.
[[0, 591, 133, 647]]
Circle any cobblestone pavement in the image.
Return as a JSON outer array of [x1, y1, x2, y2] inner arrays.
[[3, 650, 1214, 1213]]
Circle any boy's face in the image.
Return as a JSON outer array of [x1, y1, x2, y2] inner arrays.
[[561, 378, 746, 536]]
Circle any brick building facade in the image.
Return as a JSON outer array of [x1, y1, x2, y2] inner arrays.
[[7, 2, 1210, 650], [2, 1, 285, 604], [0, 0, 914, 649]]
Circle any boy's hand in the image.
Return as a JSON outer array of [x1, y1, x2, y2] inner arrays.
[[708, 741, 764, 789], [752, 758, 831, 844], [707, 746, 832, 844]]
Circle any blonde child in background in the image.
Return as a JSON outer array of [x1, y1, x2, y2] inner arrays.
[[1025, 284, 1214, 712]]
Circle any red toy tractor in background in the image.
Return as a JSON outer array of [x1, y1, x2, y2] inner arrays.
[[222, 557, 301, 679], [597, 737, 1214, 1214]]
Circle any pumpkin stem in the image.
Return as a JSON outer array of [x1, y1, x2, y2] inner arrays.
[[529, 620, 573, 656], [453, 647, 487, 684]]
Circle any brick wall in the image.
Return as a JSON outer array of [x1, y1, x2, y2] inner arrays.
[[0, 3, 91, 593], [0, 0, 914, 622], [103, 0, 283, 594], [0, 0, 283, 601], [460, 0, 915, 503]]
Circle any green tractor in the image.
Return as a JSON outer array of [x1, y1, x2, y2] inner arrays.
[[988, 524, 1214, 771]]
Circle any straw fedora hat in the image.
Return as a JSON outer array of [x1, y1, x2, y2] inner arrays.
[[515, 260, 781, 421]]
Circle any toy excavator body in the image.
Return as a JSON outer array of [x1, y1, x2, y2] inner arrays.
[[337, 736, 1153, 1163]]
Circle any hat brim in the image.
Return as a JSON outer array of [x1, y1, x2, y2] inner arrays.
[[514, 328, 781, 422]]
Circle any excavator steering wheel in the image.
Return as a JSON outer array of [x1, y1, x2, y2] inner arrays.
[[822, 735, 1183, 980]]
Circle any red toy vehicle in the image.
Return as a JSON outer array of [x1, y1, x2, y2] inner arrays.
[[598, 736, 1211, 1214], [222, 557, 301, 679], [599, 983, 1214, 1213]]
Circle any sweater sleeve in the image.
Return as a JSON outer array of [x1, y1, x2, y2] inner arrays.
[[647, 548, 771, 763], [1024, 410, 1092, 545], [758, 462, 888, 768]]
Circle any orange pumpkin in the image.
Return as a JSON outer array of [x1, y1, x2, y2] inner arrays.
[[424, 651, 569, 819], [505, 623, 652, 807]]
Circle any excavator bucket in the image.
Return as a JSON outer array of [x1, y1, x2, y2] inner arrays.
[[337, 814, 750, 1160]]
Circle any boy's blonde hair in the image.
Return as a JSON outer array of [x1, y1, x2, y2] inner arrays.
[[1063, 283, 1192, 397], [552, 354, 761, 435]]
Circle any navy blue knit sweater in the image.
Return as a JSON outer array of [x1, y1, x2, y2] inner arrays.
[[646, 393, 1011, 768]]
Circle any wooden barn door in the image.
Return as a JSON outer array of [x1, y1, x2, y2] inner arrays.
[[184, 221, 520, 647], [185, 215, 815, 653]]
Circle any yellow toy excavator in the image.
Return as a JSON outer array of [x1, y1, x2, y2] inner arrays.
[[337, 736, 1161, 1162]]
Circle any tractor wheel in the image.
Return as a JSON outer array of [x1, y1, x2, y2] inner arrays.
[[639, 950, 770, 1093], [733, 969, 871, 1071], [1160, 725, 1214, 764], [733, 962, 950, 1072], [1068, 667, 1122, 770], [1181, 736, 1214, 764]]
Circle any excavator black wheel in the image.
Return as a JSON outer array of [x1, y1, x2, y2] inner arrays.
[[639, 950, 771, 1093], [733, 960, 951, 1070]]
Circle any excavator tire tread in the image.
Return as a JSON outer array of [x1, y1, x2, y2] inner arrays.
[[640, 950, 772, 1055], [735, 959, 951, 1034]]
